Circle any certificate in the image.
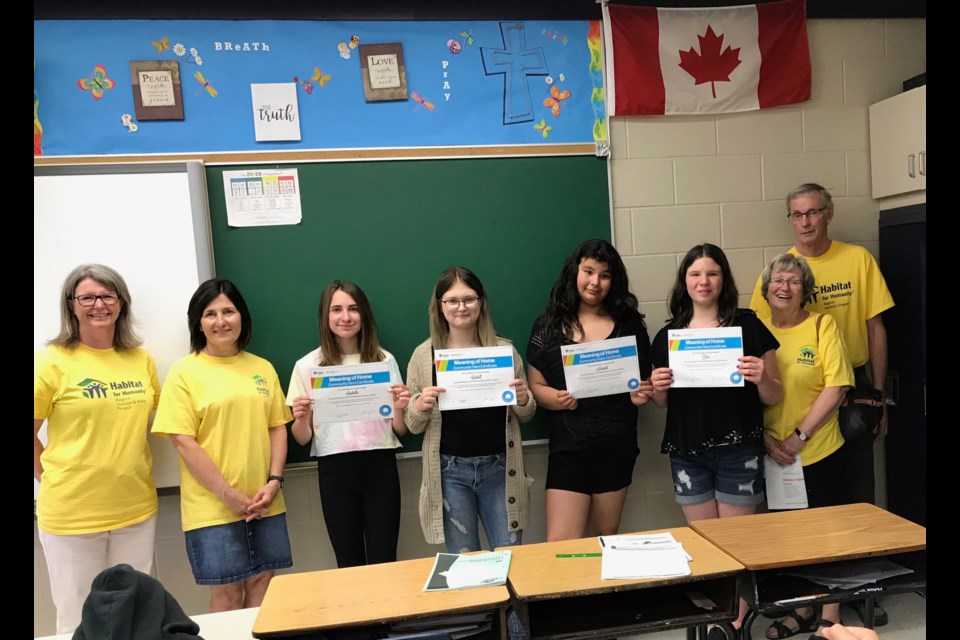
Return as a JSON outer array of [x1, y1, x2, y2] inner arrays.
[[764, 455, 808, 509], [561, 336, 642, 399], [310, 362, 394, 423], [667, 327, 744, 388], [434, 346, 516, 411]]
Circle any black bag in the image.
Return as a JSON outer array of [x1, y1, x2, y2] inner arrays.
[[839, 381, 884, 442]]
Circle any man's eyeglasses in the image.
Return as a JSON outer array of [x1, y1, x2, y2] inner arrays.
[[71, 294, 120, 306], [787, 207, 828, 220], [440, 296, 480, 309]]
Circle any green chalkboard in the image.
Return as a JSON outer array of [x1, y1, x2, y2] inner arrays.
[[206, 156, 610, 464]]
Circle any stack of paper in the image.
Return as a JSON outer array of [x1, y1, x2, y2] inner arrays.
[[599, 533, 692, 580], [388, 613, 495, 639], [423, 551, 512, 592]]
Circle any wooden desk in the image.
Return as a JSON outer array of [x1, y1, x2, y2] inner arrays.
[[252, 557, 510, 639], [500, 527, 745, 640], [690, 503, 927, 640]]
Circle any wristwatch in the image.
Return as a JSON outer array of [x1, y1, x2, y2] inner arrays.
[[794, 428, 809, 442], [267, 475, 285, 488]]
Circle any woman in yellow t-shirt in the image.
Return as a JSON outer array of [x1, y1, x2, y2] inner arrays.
[[34, 264, 160, 634], [759, 254, 855, 640], [153, 279, 293, 612]]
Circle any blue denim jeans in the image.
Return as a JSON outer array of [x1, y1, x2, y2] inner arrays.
[[439, 453, 522, 553]]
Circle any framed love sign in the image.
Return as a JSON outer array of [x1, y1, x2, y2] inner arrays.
[[358, 43, 408, 102]]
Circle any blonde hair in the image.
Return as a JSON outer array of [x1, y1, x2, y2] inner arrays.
[[49, 264, 142, 350]]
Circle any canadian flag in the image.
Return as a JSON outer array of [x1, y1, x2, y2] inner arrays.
[[603, 0, 811, 115]]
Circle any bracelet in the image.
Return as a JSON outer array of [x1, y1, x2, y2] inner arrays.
[[267, 474, 285, 489]]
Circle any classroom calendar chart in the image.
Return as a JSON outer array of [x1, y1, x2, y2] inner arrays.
[[223, 169, 302, 227]]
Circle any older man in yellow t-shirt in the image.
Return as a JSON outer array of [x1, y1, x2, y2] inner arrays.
[[749, 183, 895, 627]]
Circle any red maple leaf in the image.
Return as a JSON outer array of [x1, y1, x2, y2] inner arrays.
[[677, 25, 742, 99]]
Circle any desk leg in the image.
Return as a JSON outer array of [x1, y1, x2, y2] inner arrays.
[[861, 597, 875, 629], [740, 608, 758, 640]]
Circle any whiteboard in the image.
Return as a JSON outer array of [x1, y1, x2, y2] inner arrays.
[[34, 162, 214, 491]]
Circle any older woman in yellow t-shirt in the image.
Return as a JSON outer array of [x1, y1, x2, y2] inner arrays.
[[759, 253, 855, 640], [34, 264, 160, 634]]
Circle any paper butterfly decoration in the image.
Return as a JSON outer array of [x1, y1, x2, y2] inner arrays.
[[152, 36, 171, 54], [194, 72, 217, 97], [534, 119, 552, 139], [312, 67, 332, 88], [410, 91, 435, 111], [543, 85, 571, 117], [77, 65, 116, 100]]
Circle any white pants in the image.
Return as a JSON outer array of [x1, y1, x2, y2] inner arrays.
[[38, 514, 157, 634]]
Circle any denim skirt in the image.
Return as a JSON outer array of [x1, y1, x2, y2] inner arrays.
[[184, 513, 293, 585]]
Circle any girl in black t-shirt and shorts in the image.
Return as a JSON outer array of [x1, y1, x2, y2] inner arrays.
[[527, 239, 654, 541]]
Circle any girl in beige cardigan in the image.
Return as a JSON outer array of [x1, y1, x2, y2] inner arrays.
[[404, 266, 536, 550]]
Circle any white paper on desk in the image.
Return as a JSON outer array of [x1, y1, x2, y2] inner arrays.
[[667, 327, 744, 388], [560, 336, 642, 399], [310, 362, 394, 423], [764, 455, 808, 510], [435, 346, 516, 411], [599, 533, 691, 579]]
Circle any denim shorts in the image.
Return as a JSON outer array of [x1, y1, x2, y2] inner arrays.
[[668, 442, 765, 506], [184, 513, 293, 586]]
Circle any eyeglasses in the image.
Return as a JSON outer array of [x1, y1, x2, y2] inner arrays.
[[440, 296, 480, 309], [72, 293, 119, 306], [770, 278, 802, 289], [787, 207, 828, 220]]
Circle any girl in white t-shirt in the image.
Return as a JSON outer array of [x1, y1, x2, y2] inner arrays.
[[286, 281, 410, 567]]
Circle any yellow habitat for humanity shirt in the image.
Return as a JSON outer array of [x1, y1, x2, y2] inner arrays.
[[34, 344, 160, 535], [761, 313, 854, 466], [152, 351, 292, 532], [749, 241, 895, 368]]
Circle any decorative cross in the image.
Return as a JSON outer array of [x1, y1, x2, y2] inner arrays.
[[481, 22, 548, 125]]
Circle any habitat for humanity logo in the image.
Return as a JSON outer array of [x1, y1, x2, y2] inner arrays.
[[253, 374, 270, 397], [796, 347, 816, 367], [78, 378, 109, 399]]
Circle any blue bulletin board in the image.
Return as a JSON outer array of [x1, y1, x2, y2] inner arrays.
[[34, 19, 604, 156]]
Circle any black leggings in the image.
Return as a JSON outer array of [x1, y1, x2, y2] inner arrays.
[[316, 449, 401, 568]]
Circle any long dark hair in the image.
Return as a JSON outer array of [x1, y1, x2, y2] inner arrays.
[[667, 244, 739, 328], [317, 280, 384, 365], [543, 239, 641, 340], [187, 279, 253, 354]]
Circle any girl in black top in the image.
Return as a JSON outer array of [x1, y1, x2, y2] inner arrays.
[[649, 244, 782, 638], [527, 239, 654, 541]]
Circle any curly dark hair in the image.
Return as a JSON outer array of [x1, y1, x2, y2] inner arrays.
[[543, 239, 642, 340]]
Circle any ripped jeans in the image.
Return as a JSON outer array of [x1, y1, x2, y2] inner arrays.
[[439, 453, 522, 553], [668, 441, 765, 506]]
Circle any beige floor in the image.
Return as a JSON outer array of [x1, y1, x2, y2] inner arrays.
[[636, 591, 926, 639]]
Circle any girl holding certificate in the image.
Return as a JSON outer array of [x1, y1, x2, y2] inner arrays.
[[526, 239, 654, 541], [759, 254, 853, 640], [649, 244, 782, 638], [286, 281, 410, 568], [405, 266, 536, 552], [153, 279, 293, 612]]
